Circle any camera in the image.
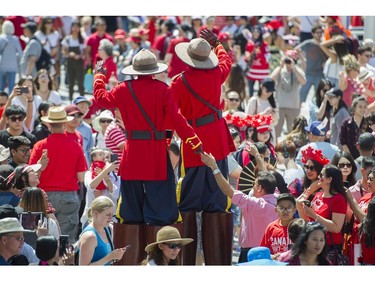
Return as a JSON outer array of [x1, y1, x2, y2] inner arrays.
[[19, 87, 29, 94], [303, 200, 311, 207], [284, 58, 292, 64]]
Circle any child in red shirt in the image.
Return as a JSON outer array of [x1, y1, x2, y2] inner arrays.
[[260, 193, 297, 255], [91, 148, 107, 198]]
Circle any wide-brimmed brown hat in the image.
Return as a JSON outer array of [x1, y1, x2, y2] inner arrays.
[[175, 38, 218, 69], [41, 105, 74, 123], [144, 226, 193, 253], [122, 49, 168, 76]]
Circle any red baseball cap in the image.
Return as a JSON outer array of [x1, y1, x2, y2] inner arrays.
[[126, 36, 141, 44], [218, 32, 230, 42], [114, 29, 126, 40], [139, 28, 150, 36]]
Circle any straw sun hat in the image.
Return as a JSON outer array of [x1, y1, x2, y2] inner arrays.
[[0, 217, 32, 235], [144, 226, 193, 253], [175, 38, 218, 69], [41, 106, 74, 123]]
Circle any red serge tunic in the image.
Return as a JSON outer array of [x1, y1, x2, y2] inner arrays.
[[93, 75, 200, 181], [170, 44, 235, 168]]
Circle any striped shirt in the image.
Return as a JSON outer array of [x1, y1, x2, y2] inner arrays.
[[104, 121, 126, 162]]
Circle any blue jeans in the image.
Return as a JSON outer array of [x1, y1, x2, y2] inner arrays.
[[299, 73, 324, 103], [0, 71, 16, 93]]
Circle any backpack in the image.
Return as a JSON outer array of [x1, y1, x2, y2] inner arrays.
[[32, 37, 52, 71]]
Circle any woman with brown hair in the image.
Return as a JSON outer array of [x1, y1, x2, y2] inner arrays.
[[297, 164, 348, 264], [19, 186, 60, 239], [33, 68, 62, 106], [142, 226, 193, 265], [35, 17, 61, 90], [61, 20, 85, 101]]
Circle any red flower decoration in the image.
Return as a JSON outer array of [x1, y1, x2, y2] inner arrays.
[[224, 112, 253, 130], [250, 114, 273, 133], [301, 146, 330, 166]]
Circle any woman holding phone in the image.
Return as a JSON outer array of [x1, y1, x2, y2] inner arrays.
[[78, 196, 127, 265]]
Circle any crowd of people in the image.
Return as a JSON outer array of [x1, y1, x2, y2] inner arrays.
[[1, 15, 375, 267]]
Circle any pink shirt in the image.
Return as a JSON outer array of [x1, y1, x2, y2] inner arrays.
[[232, 191, 278, 248]]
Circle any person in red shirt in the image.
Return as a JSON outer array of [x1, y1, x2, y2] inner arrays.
[[85, 17, 114, 69], [358, 196, 375, 265], [64, 104, 84, 147], [89, 147, 107, 198], [93, 49, 202, 265], [28, 106, 87, 244], [5, 16, 27, 49], [97, 39, 117, 84], [165, 24, 193, 82], [171, 30, 235, 265], [151, 19, 175, 61], [260, 193, 296, 255], [297, 164, 348, 265]]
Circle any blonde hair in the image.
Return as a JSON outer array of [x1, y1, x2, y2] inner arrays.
[[80, 16, 92, 26], [343, 54, 360, 73], [87, 196, 114, 223]]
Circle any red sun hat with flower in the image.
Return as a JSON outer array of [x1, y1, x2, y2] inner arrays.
[[301, 146, 330, 166], [251, 114, 272, 133]]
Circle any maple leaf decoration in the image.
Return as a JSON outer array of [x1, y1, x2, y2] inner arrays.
[[224, 113, 253, 129], [250, 114, 273, 132], [301, 146, 330, 166]]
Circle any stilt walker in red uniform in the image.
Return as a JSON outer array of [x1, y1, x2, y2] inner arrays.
[[93, 49, 202, 265], [171, 29, 236, 265]]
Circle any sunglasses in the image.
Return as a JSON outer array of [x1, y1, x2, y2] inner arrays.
[[73, 113, 83, 118], [163, 243, 183, 249], [319, 173, 326, 178], [304, 165, 316, 171], [228, 98, 240, 102], [337, 163, 352, 169], [9, 115, 25, 122], [276, 206, 295, 213], [99, 119, 113, 124]]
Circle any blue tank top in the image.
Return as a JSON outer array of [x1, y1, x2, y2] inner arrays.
[[81, 225, 112, 265]]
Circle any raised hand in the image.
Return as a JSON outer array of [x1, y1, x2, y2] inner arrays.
[[199, 29, 220, 48], [94, 60, 107, 75]]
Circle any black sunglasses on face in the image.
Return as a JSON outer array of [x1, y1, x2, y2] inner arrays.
[[304, 165, 315, 171], [163, 243, 183, 249], [99, 119, 113, 123], [228, 98, 240, 102], [338, 163, 352, 169], [9, 115, 25, 122]]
